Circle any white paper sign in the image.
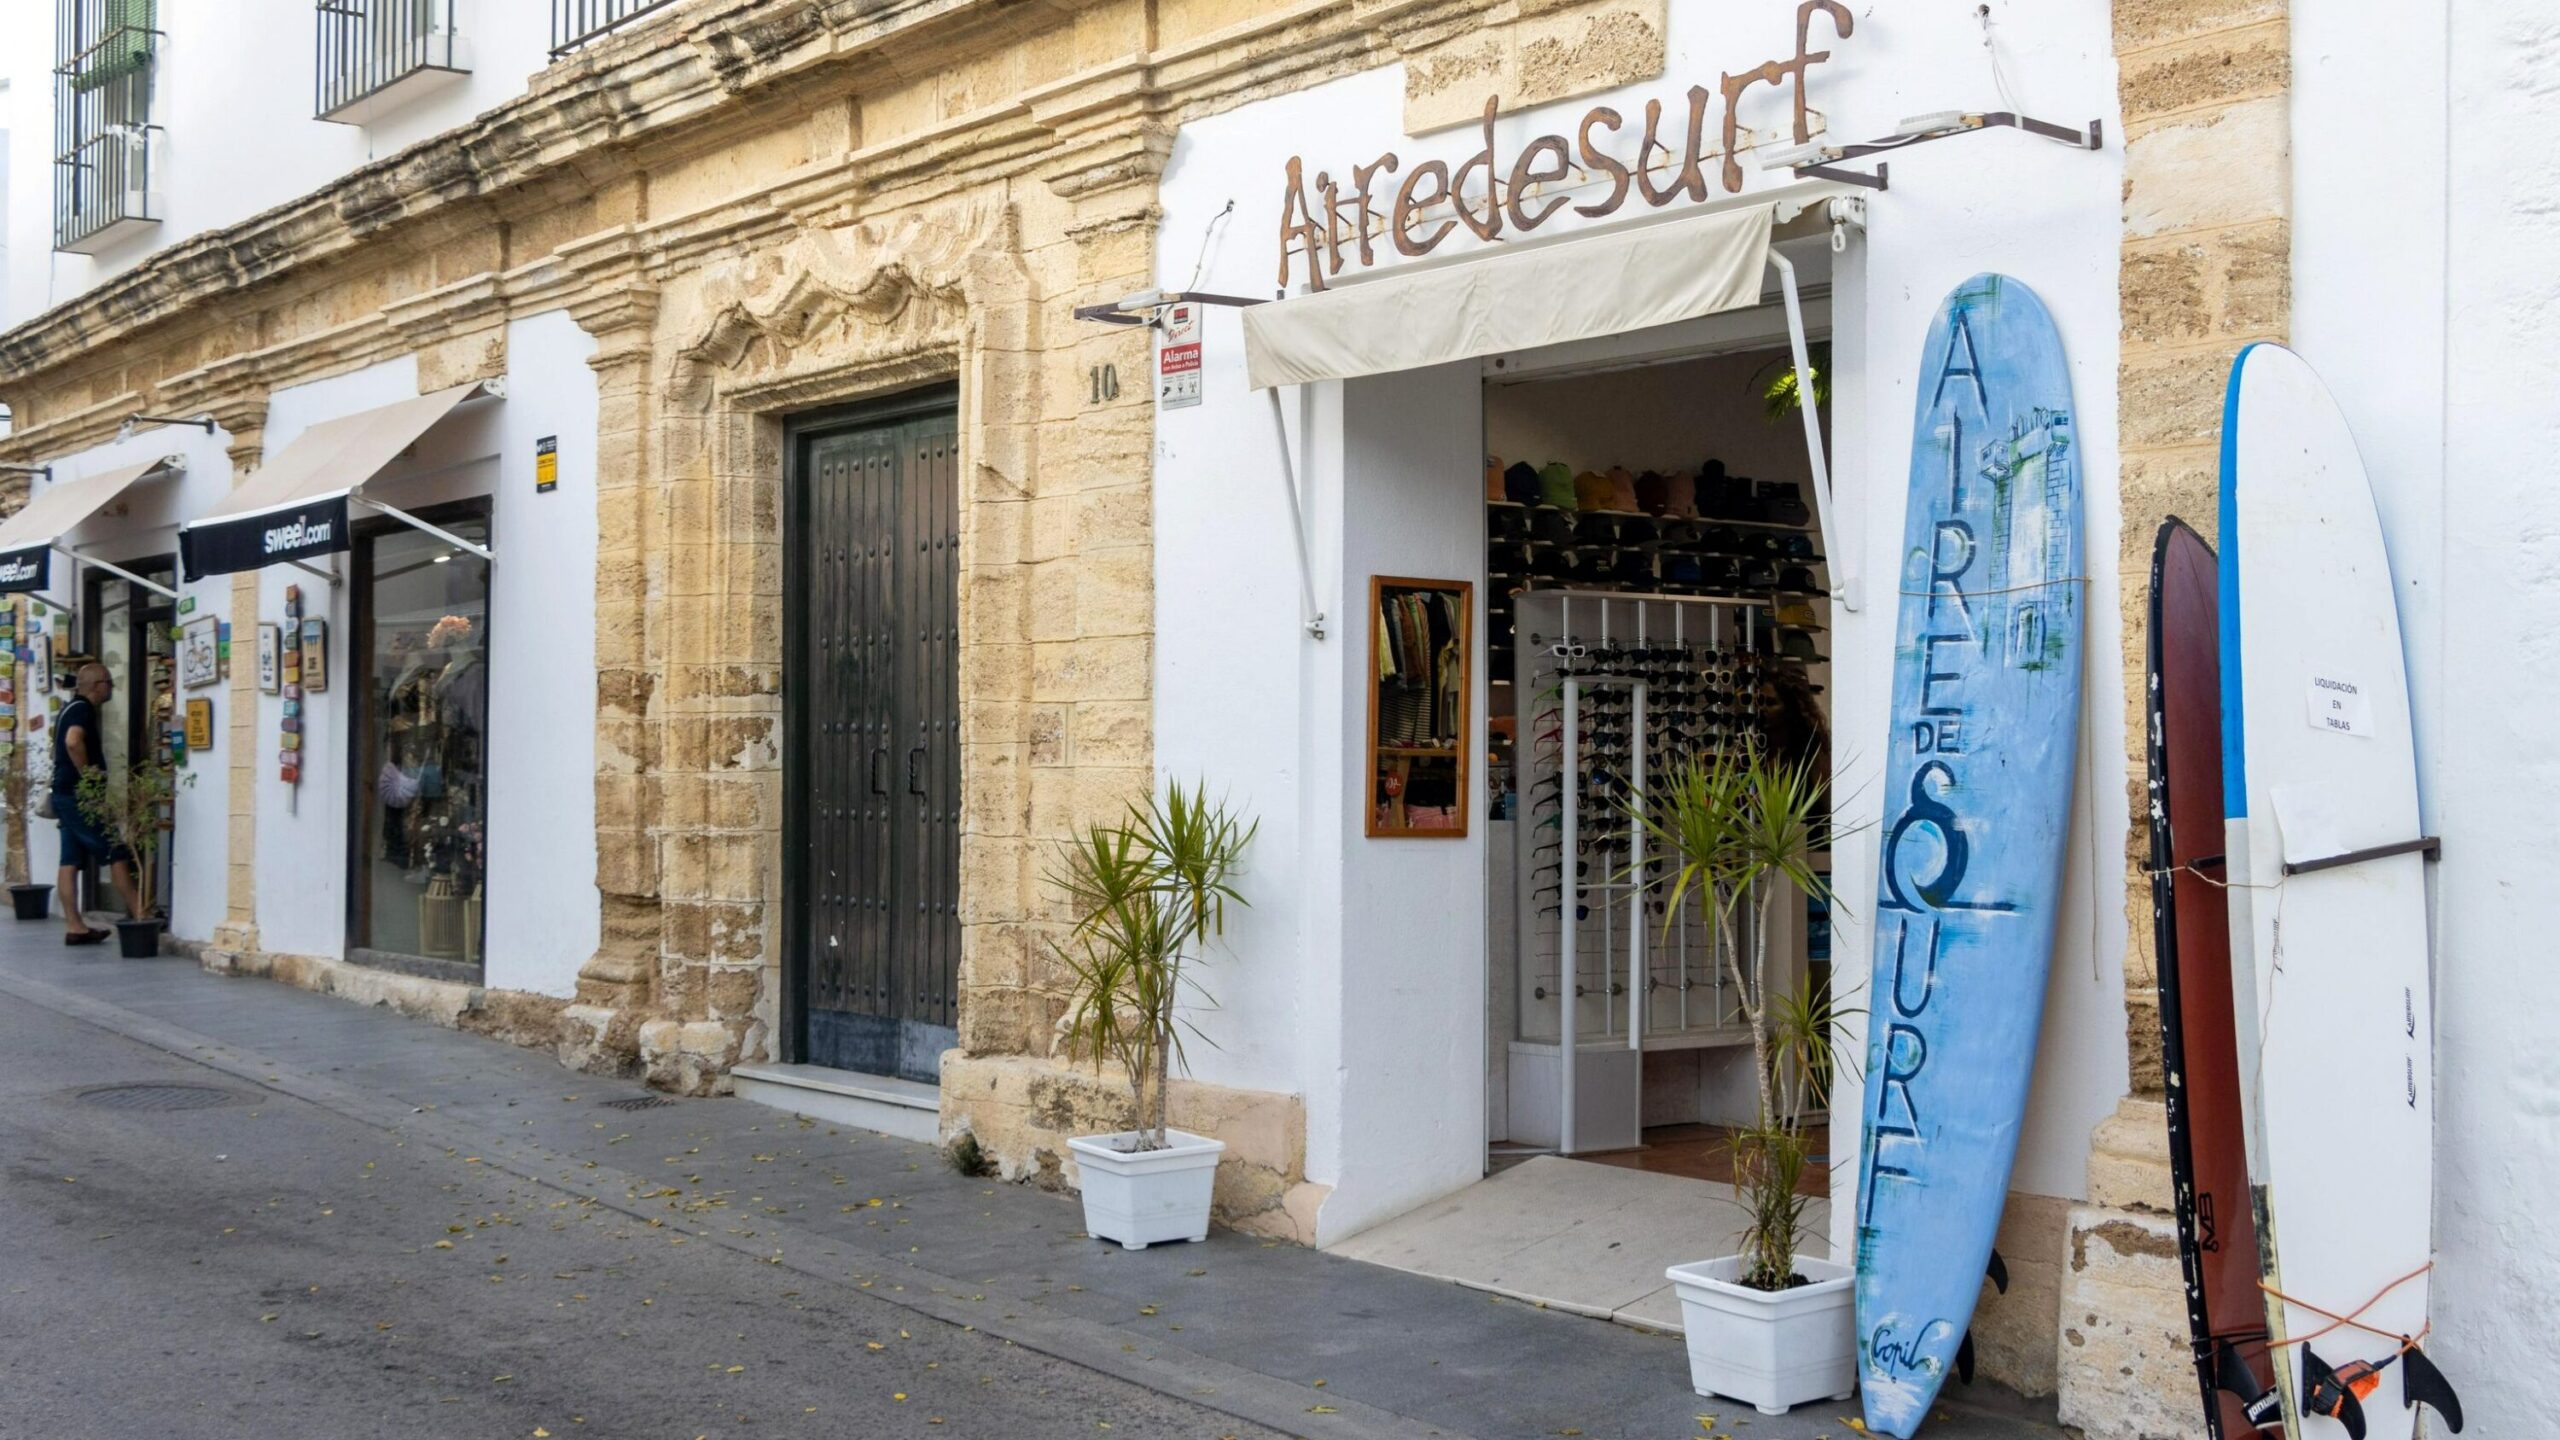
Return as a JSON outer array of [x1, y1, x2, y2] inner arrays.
[[1157, 302, 1202, 410], [2305, 671, 2374, 738]]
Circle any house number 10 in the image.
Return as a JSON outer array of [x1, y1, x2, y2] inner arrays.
[[1089, 364, 1120, 404]]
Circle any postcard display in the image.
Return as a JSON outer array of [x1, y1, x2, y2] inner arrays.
[[279, 586, 307, 807]]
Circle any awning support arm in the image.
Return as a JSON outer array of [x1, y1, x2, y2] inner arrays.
[[286, 557, 340, 585], [67, 548, 178, 602], [1264, 388, 1327, 641], [1766, 250, 1858, 613], [355, 496, 494, 563]]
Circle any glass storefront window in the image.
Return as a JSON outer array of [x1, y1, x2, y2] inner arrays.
[[351, 507, 491, 967]]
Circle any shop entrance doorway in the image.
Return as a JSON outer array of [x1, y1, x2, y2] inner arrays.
[[1341, 330, 1837, 1331], [80, 557, 176, 919], [783, 390, 962, 1085]]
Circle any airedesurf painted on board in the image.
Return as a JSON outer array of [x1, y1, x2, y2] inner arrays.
[[2147, 519, 2274, 1439], [1854, 274, 2082, 1438], [2218, 345, 2461, 1440]]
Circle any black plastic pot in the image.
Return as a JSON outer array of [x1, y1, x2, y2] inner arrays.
[[9, 884, 51, 921], [114, 917, 162, 959]]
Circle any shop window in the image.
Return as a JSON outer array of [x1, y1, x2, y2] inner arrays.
[[349, 503, 489, 970]]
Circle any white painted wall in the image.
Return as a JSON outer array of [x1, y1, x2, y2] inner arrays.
[[12, 419, 235, 935], [1, 0, 560, 329], [1154, 2, 2130, 1245], [2296, 3, 2556, 1432], [243, 313, 597, 993]]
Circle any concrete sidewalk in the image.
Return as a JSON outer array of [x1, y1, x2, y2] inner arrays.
[[0, 931, 2071, 1440]]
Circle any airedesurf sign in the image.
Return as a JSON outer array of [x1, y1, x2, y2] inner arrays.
[[1274, 0, 1855, 291]]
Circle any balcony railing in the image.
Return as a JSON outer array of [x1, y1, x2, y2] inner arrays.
[[316, 0, 469, 124], [551, 0, 683, 56], [52, 0, 161, 254]]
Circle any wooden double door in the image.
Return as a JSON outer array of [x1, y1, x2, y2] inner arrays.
[[785, 392, 962, 1083]]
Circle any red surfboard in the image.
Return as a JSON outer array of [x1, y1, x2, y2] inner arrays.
[[2146, 519, 2274, 1436]]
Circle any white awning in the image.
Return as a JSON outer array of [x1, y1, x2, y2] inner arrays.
[[0, 454, 185, 552], [179, 380, 499, 579], [1243, 202, 1777, 390]]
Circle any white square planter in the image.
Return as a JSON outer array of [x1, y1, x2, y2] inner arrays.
[[1666, 1254, 1857, 1415], [1067, 1129, 1225, 1250]]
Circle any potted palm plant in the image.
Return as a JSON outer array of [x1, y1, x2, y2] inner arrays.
[[1050, 780, 1255, 1250], [75, 752, 180, 958], [1638, 740, 1859, 1415]]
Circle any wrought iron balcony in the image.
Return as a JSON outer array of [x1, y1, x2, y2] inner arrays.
[[316, 0, 470, 124], [551, 0, 683, 57], [52, 0, 161, 254]]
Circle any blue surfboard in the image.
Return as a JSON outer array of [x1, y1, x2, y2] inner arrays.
[[1855, 274, 2083, 1436]]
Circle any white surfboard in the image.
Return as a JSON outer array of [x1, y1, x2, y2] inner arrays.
[[2219, 344, 2459, 1439]]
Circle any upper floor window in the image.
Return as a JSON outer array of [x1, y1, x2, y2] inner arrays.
[[52, 0, 162, 254], [550, 0, 682, 58], [316, 0, 471, 124]]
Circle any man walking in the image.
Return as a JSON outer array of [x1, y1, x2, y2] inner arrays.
[[55, 662, 146, 945]]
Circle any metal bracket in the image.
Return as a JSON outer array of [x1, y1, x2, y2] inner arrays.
[[1797, 161, 1889, 192], [1765, 250, 1857, 613], [354, 496, 494, 563], [285, 557, 341, 585], [124, 413, 218, 434], [65, 547, 179, 601], [1072, 290, 1267, 328], [2282, 836, 2442, 877], [1262, 389, 1326, 641], [1775, 110, 2103, 190]]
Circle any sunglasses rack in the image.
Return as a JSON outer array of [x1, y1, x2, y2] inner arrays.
[[1511, 590, 1777, 1154]]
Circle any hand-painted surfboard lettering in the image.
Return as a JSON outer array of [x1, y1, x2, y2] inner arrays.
[[1857, 276, 2083, 1438], [1869, 1318, 1956, 1381]]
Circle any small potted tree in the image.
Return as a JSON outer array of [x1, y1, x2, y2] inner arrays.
[[1051, 780, 1255, 1250], [75, 752, 180, 958], [1640, 741, 1859, 1414]]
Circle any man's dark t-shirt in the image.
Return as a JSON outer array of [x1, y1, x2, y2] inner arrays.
[[53, 695, 99, 797]]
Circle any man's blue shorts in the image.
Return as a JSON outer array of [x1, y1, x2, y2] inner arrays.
[[58, 800, 132, 868]]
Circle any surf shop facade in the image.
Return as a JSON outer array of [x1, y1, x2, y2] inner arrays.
[[1107, 0, 2143, 1415]]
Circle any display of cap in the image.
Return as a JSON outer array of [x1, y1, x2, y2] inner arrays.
[[1601, 466, 1641, 512], [1573, 469, 1615, 510], [1487, 456, 1507, 504], [1538, 461, 1579, 510], [1505, 460, 1544, 505], [1531, 507, 1575, 544]]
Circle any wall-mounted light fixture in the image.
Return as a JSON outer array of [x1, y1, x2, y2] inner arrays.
[[117, 412, 220, 442]]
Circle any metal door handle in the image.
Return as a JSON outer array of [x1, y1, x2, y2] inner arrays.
[[870, 747, 889, 795], [907, 745, 927, 796]]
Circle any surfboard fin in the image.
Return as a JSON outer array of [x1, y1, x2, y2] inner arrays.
[[1956, 1331, 1976, 1385], [2301, 1347, 2371, 1440], [1985, 1249, 2010, 1294], [2398, 1346, 2464, 1432], [2212, 1341, 2283, 1434]]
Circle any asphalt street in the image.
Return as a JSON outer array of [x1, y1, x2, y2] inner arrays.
[[0, 995, 1284, 1440]]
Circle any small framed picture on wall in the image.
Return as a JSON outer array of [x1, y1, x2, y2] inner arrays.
[[300, 619, 329, 692], [257, 624, 282, 695], [178, 617, 221, 690]]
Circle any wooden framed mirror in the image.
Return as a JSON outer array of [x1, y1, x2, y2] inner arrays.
[[1367, 576, 1472, 838]]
